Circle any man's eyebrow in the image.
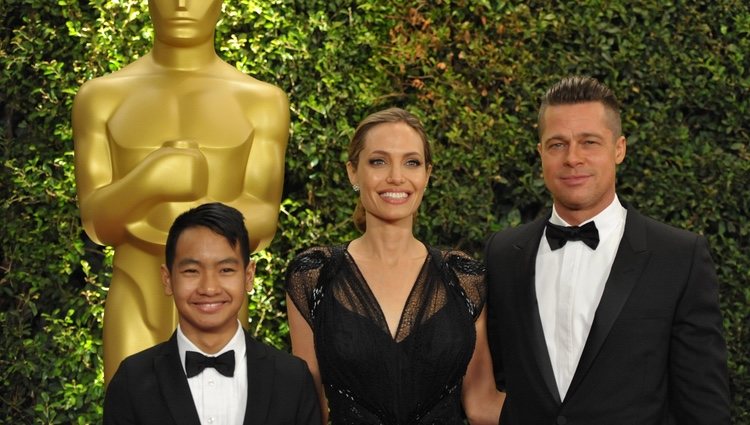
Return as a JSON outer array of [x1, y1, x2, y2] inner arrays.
[[576, 132, 605, 139], [543, 134, 570, 143], [544, 131, 604, 143]]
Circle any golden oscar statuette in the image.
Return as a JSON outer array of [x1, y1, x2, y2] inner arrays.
[[72, 0, 289, 384]]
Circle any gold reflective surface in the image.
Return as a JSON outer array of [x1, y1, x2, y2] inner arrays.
[[73, 0, 289, 383]]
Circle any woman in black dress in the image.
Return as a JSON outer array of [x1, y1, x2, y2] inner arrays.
[[286, 108, 503, 424]]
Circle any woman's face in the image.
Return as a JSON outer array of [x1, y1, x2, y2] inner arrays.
[[347, 122, 431, 228], [149, 0, 223, 47]]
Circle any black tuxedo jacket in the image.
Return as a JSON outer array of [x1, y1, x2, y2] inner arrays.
[[103, 330, 321, 425], [485, 206, 730, 425]]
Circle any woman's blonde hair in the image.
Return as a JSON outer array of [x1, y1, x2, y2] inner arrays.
[[347, 107, 433, 232]]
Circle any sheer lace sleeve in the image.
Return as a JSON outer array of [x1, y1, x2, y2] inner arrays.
[[284, 246, 332, 326], [444, 250, 487, 320]]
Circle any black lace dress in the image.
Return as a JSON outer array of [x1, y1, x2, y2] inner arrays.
[[285, 244, 486, 425]]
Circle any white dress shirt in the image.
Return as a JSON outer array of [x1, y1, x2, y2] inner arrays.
[[535, 196, 627, 399], [177, 322, 248, 425]]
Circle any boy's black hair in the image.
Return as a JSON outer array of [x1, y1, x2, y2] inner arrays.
[[164, 203, 250, 270]]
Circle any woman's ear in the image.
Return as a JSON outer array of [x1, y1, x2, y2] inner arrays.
[[346, 161, 358, 186]]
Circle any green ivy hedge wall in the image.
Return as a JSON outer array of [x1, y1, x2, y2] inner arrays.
[[1, 0, 748, 422]]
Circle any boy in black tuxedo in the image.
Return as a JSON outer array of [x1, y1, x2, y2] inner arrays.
[[104, 203, 321, 425]]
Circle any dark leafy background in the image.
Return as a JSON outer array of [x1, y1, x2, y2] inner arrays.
[[1, 0, 747, 422]]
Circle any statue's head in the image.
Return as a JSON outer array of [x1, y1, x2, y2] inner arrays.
[[149, 0, 223, 47]]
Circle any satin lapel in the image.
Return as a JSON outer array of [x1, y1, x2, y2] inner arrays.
[[517, 215, 562, 404], [567, 208, 651, 397], [244, 331, 274, 425], [155, 333, 201, 425]]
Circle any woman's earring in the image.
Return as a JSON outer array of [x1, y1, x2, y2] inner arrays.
[[352, 184, 360, 192]]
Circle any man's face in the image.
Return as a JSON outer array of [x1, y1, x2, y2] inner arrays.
[[149, 0, 223, 47], [162, 226, 254, 345], [538, 101, 626, 224]]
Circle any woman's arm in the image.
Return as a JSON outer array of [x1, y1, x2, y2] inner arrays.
[[462, 306, 505, 425], [287, 295, 328, 424]]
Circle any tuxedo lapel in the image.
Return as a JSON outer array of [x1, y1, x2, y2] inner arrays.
[[154, 333, 202, 425], [567, 208, 651, 397], [243, 331, 274, 425], [515, 215, 562, 404]]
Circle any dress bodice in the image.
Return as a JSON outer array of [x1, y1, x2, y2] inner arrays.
[[286, 244, 486, 425]]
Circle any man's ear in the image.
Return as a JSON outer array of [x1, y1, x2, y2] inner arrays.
[[161, 264, 173, 296], [615, 136, 627, 164], [244, 260, 256, 293]]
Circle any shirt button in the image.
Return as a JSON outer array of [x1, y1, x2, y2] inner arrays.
[[207, 418, 214, 424], [208, 380, 214, 386]]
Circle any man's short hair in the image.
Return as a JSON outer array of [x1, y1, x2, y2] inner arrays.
[[538, 76, 622, 137], [164, 203, 251, 270]]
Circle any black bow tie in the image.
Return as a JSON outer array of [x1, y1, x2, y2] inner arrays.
[[185, 350, 235, 378], [545, 221, 600, 250]]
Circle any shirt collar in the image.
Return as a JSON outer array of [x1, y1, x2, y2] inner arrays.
[[177, 321, 246, 375], [550, 194, 626, 238]]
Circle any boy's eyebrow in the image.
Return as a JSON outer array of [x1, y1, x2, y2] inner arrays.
[[176, 257, 241, 267], [176, 258, 200, 267], [217, 258, 241, 265]]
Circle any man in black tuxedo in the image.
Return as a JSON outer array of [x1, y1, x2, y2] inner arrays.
[[485, 76, 730, 424], [104, 203, 321, 425]]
